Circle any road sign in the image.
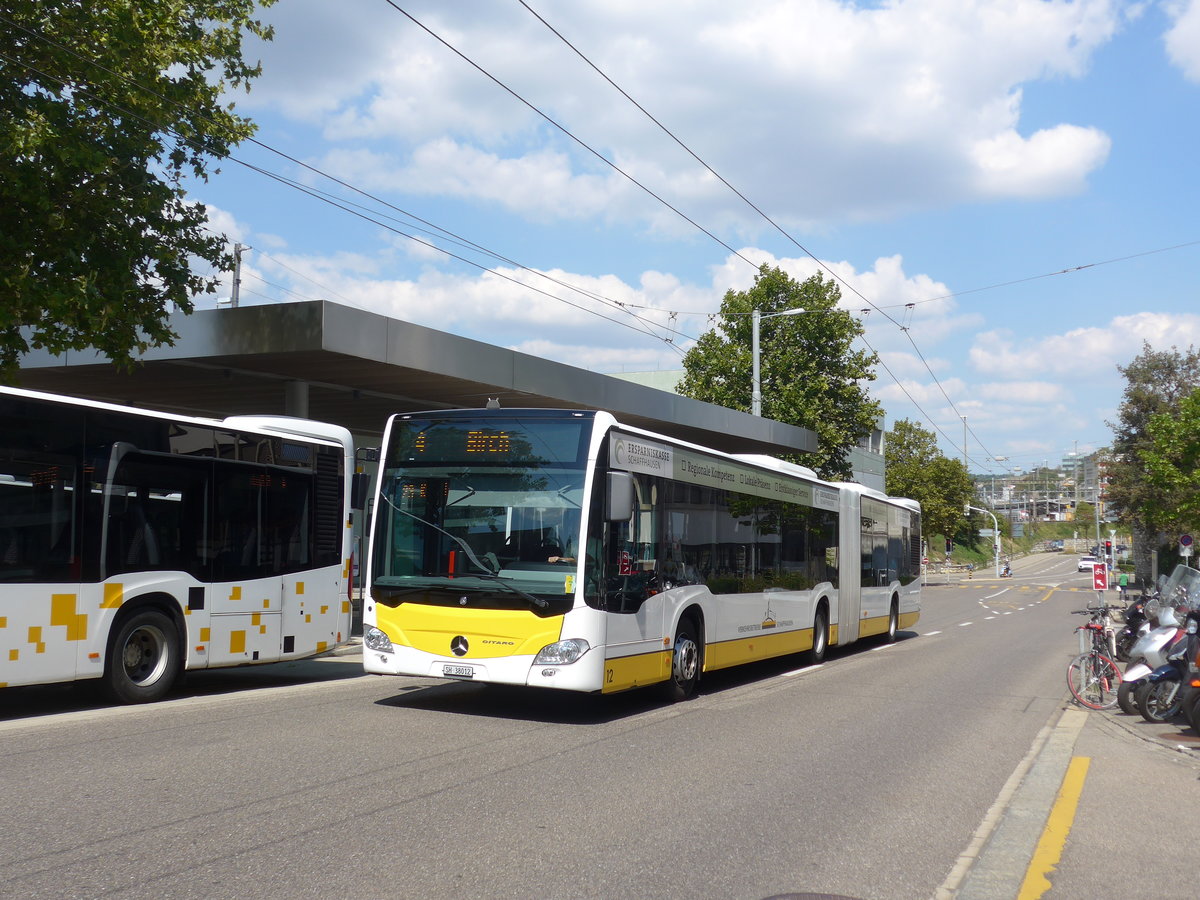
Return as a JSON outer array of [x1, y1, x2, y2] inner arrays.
[[1182, 534, 1193, 546], [1093, 565, 1108, 591]]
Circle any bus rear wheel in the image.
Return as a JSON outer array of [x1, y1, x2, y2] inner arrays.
[[806, 606, 828, 665], [104, 609, 181, 704], [661, 617, 701, 701]]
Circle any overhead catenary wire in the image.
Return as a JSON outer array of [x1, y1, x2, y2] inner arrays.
[[380, 0, 762, 274], [514, 0, 1003, 462]]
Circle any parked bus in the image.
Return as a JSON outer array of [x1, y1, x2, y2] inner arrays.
[[363, 408, 920, 699], [0, 386, 358, 703]]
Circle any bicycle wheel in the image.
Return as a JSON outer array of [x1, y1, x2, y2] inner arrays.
[[1067, 652, 1122, 710]]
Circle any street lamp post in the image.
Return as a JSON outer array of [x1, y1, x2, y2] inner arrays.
[[751, 306, 807, 416], [967, 504, 1002, 577]]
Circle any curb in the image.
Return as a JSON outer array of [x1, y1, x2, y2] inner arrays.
[[935, 706, 1086, 899]]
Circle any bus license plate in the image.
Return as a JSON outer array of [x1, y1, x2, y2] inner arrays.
[[442, 664, 474, 678]]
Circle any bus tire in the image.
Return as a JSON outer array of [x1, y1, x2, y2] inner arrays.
[[806, 604, 828, 665], [885, 598, 899, 644], [661, 616, 701, 701], [104, 608, 181, 704]]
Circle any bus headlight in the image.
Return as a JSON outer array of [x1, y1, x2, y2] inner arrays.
[[363, 625, 394, 653], [533, 638, 590, 665]]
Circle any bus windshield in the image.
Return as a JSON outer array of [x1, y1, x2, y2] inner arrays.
[[370, 413, 592, 611]]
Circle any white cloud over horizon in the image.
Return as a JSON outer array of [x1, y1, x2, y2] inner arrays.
[[241, 0, 1125, 231]]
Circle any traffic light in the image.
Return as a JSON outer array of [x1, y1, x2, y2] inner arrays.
[[1104, 540, 1112, 556], [945, 538, 953, 553]]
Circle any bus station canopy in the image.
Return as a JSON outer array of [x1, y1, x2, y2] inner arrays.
[[17, 299, 817, 457]]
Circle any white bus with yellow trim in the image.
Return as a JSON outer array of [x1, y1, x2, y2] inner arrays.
[[363, 409, 920, 699], [0, 386, 358, 703]]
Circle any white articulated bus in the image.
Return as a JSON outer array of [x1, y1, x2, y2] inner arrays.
[[0, 386, 358, 703], [363, 408, 920, 699]]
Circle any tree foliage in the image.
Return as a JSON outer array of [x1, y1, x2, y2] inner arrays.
[[1141, 387, 1200, 530], [883, 418, 972, 541], [1106, 343, 1200, 532], [0, 0, 275, 381], [677, 265, 881, 480]]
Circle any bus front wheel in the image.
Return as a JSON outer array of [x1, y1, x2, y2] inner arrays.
[[662, 618, 701, 701], [104, 609, 181, 704]]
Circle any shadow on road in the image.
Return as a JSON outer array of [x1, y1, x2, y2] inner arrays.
[[0, 655, 367, 723], [374, 632, 919, 725]]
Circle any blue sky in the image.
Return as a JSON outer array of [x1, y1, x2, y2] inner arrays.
[[193, 0, 1200, 480]]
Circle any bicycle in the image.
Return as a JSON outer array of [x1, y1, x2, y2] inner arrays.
[[1066, 606, 1124, 709]]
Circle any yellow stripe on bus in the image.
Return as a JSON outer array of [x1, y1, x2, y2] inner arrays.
[[602, 650, 671, 693], [858, 614, 890, 638], [706, 626, 817, 671]]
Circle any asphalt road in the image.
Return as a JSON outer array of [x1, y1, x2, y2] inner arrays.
[[0, 554, 1147, 900]]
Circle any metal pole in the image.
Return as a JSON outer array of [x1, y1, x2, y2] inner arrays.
[[751, 309, 762, 416], [230, 242, 245, 308]]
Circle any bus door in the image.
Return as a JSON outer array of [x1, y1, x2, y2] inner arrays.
[[837, 492, 861, 644], [0, 452, 83, 687], [600, 474, 667, 687], [209, 465, 289, 666]]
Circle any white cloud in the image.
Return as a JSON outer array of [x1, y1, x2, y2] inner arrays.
[[968, 313, 1200, 377], [1164, 0, 1200, 82], [976, 381, 1068, 403], [241, 0, 1124, 230], [970, 125, 1112, 198]]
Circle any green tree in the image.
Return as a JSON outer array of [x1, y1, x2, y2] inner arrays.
[[0, 0, 275, 381], [678, 265, 881, 480], [1141, 387, 1200, 529], [1105, 343, 1200, 579], [883, 418, 972, 541]]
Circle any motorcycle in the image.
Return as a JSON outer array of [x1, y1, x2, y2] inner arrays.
[[1135, 610, 1200, 723], [1114, 594, 1152, 662], [1117, 602, 1184, 716]]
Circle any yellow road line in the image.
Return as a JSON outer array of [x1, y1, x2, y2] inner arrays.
[[1016, 755, 1091, 900]]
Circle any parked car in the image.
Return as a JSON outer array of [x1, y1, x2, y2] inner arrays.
[[1078, 555, 1098, 572]]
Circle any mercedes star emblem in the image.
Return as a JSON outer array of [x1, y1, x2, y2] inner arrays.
[[450, 636, 469, 657]]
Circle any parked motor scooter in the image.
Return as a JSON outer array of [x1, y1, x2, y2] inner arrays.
[[1135, 609, 1200, 723], [1114, 594, 1152, 662], [1118, 603, 1184, 716], [1179, 616, 1200, 733]]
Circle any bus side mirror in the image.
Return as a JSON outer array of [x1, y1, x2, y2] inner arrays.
[[351, 472, 372, 510], [606, 471, 634, 522]]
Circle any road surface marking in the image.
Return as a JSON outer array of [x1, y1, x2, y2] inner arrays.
[[1017, 756, 1091, 900], [782, 664, 824, 677]]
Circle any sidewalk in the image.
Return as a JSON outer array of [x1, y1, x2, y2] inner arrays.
[[941, 702, 1200, 898]]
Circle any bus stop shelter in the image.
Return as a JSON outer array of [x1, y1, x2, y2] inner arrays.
[[17, 300, 818, 459]]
